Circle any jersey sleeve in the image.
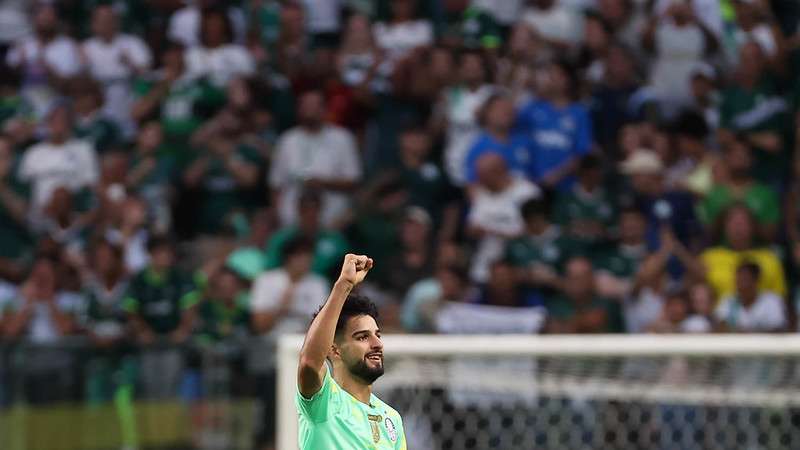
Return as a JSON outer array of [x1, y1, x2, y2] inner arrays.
[[295, 365, 337, 423]]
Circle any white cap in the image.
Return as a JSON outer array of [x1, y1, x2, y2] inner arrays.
[[620, 150, 664, 175]]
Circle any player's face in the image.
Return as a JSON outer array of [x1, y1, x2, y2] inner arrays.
[[338, 315, 384, 384]]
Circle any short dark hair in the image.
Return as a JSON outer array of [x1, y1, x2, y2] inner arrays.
[[520, 197, 550, 221], [578, 154, 602, 172], [146, 234, 175, 253], [737, 261, 761, 280], [282, 235, 315, 261], [314, 294, 380, 342], [673, 109, 709, 140]]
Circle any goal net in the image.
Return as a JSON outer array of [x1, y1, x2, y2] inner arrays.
[[277, 335, 800, 450]]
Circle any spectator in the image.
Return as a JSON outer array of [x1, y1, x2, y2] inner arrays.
[[0, 135, 32, 268], [373, 0, 434, 62], [517, 60, 592, 190], [682, 280, 715, 332], [553, 154, 615, 251], [5, 3, 83, 118], [70, 77, 122, 154], [545, 256, 624, 333], [126, 121, 176, 234], [719, 41, 789, 185], [589, 43, 642, 154], [522, 0, 584, 49], [466, 152, 540, 283], [28, 186, 90, 253], [381, 207, 435, 298], [698, 136, 779, 240], [593, 207, 650, 301], [728, 0, 787, 69], [665, 109, 716, 196], [101, 196, 151, 275], [184, 8, 255, 88], [689, 63, 720, 131], [494, 23, 546, 105], [337, 13, 388, 94], [646, 291, 695, 333], [123, 236, 197, 345], [81, 4, 152, 132], [274, 2, 312, 81], [263, 189, 348, 280], [168, 0, 246, 48], [714, 262, 787, 332], [302, 0, 344, 48], [250, 236, 329, 335], [226, 208, 277, 281], [194, 267, 250, 343], [18, 103, 99, 212], [80, 240, 129, 346], [131, 42, 225, 149], [401, 263, 475, 333], [437, 49, 494, 185], [464, 92, 534, 184], [701, 204, 786, 301], [270, 89, 361, 228], [643, 0, 720, 113]]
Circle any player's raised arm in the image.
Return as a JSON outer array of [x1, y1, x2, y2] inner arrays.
[[297, 253, 373, 398]]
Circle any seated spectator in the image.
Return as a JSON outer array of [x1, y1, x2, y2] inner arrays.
[[250, 237, 329, 335], [438, 49, 494, 186], [373, 0, 434, 62], [3, 255, 80, 342], [81, 4, 152, 131], [263, 190, 348, 280], [517, 60, 592, 190], [131, 42, 225, 149], [507, 197, 578, 302], [466, 153, 540, 283], [184, 9, 255, 88], [464, 92, 534, 184], [719, 41, 789, 186], [666, 109, 716, 196], [5, 3, 83, 118], [70, 77, 121, 155], [0, 135, 33, 270], [18, 103, 98, 212], [698, 136, 779, 240], [553, 155, 614, 251], [123, 236, 198, 345], [646, 291, 700, 333], [619, 149, 700, 249], [545, 256, 624, 333], [715, 262, 787, 332], [701, 204, 786, 300], [270, 90, 361, 228], [381, 207, 435, 298], [126, 121, 176, 234], [401, 264, 476, 333], [194, 267, 251, 343], [522, 0, 584, 50]]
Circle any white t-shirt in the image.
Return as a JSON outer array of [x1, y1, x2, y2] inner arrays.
[[468, 177, 541, 282], [373, 20, 433, 60], [6, 35, 83, 79], [249, 268, 330, 335], [472, 0, 523, 26], [83, 34, 152, 128], [18, 139, 99, 209], [714, 292, 787, 332], [442, 85, 494, 185], [625, 287, 665, 333], [3, 292, 85, 343], [435, 302, 546, 334], [185, 45, 255, 88], [302, 0, 342, 34], [522, 5, 583, 45], [270, 125, 362, 227]]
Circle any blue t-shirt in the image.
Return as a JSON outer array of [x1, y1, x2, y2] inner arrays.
[[464, 131, 534, 183], [516, 99, 592, 189]]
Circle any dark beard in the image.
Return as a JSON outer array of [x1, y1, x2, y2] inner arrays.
[[348, 358, 384, 385]]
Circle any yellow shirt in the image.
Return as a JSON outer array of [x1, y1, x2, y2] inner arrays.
[[701, 246, 786, 301]]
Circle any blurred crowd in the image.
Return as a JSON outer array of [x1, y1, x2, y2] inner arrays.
[[1, 0, 800, 352]]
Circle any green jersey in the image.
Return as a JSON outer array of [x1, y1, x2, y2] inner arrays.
[[296, 366, 407, 450]]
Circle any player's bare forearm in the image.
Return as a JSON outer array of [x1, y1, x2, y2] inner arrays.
[[298, 254, 372, 397]]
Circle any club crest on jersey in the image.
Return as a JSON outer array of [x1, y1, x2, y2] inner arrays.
[[385, 417, 398, 442]]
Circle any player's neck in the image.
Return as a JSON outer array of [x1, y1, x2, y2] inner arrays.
[[335, 371, 373, 405]]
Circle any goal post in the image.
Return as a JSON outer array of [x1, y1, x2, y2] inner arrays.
[[277, 334, 800, 450]]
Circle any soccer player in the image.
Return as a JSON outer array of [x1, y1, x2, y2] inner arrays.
[[296, 254, 407, 449]]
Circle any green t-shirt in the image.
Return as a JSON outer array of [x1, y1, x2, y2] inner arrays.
[[74, 115, 121, 154], [698, 183, 779, 226], [545, 295, 625, 333], [81, 278, 129, 338], [296, 366, 407, 450], [188, 144, 263, 234], [553, 187, 615, 231], [459, 6, 501, 49], [0, 170, 33, 260], [505, 227, 580, 273], [194, 294, 251, 343], [720, 76, 790, 183], [592, 244, 648, 280], [263, 227, 348, 279], [122, 268, 198, 334]]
